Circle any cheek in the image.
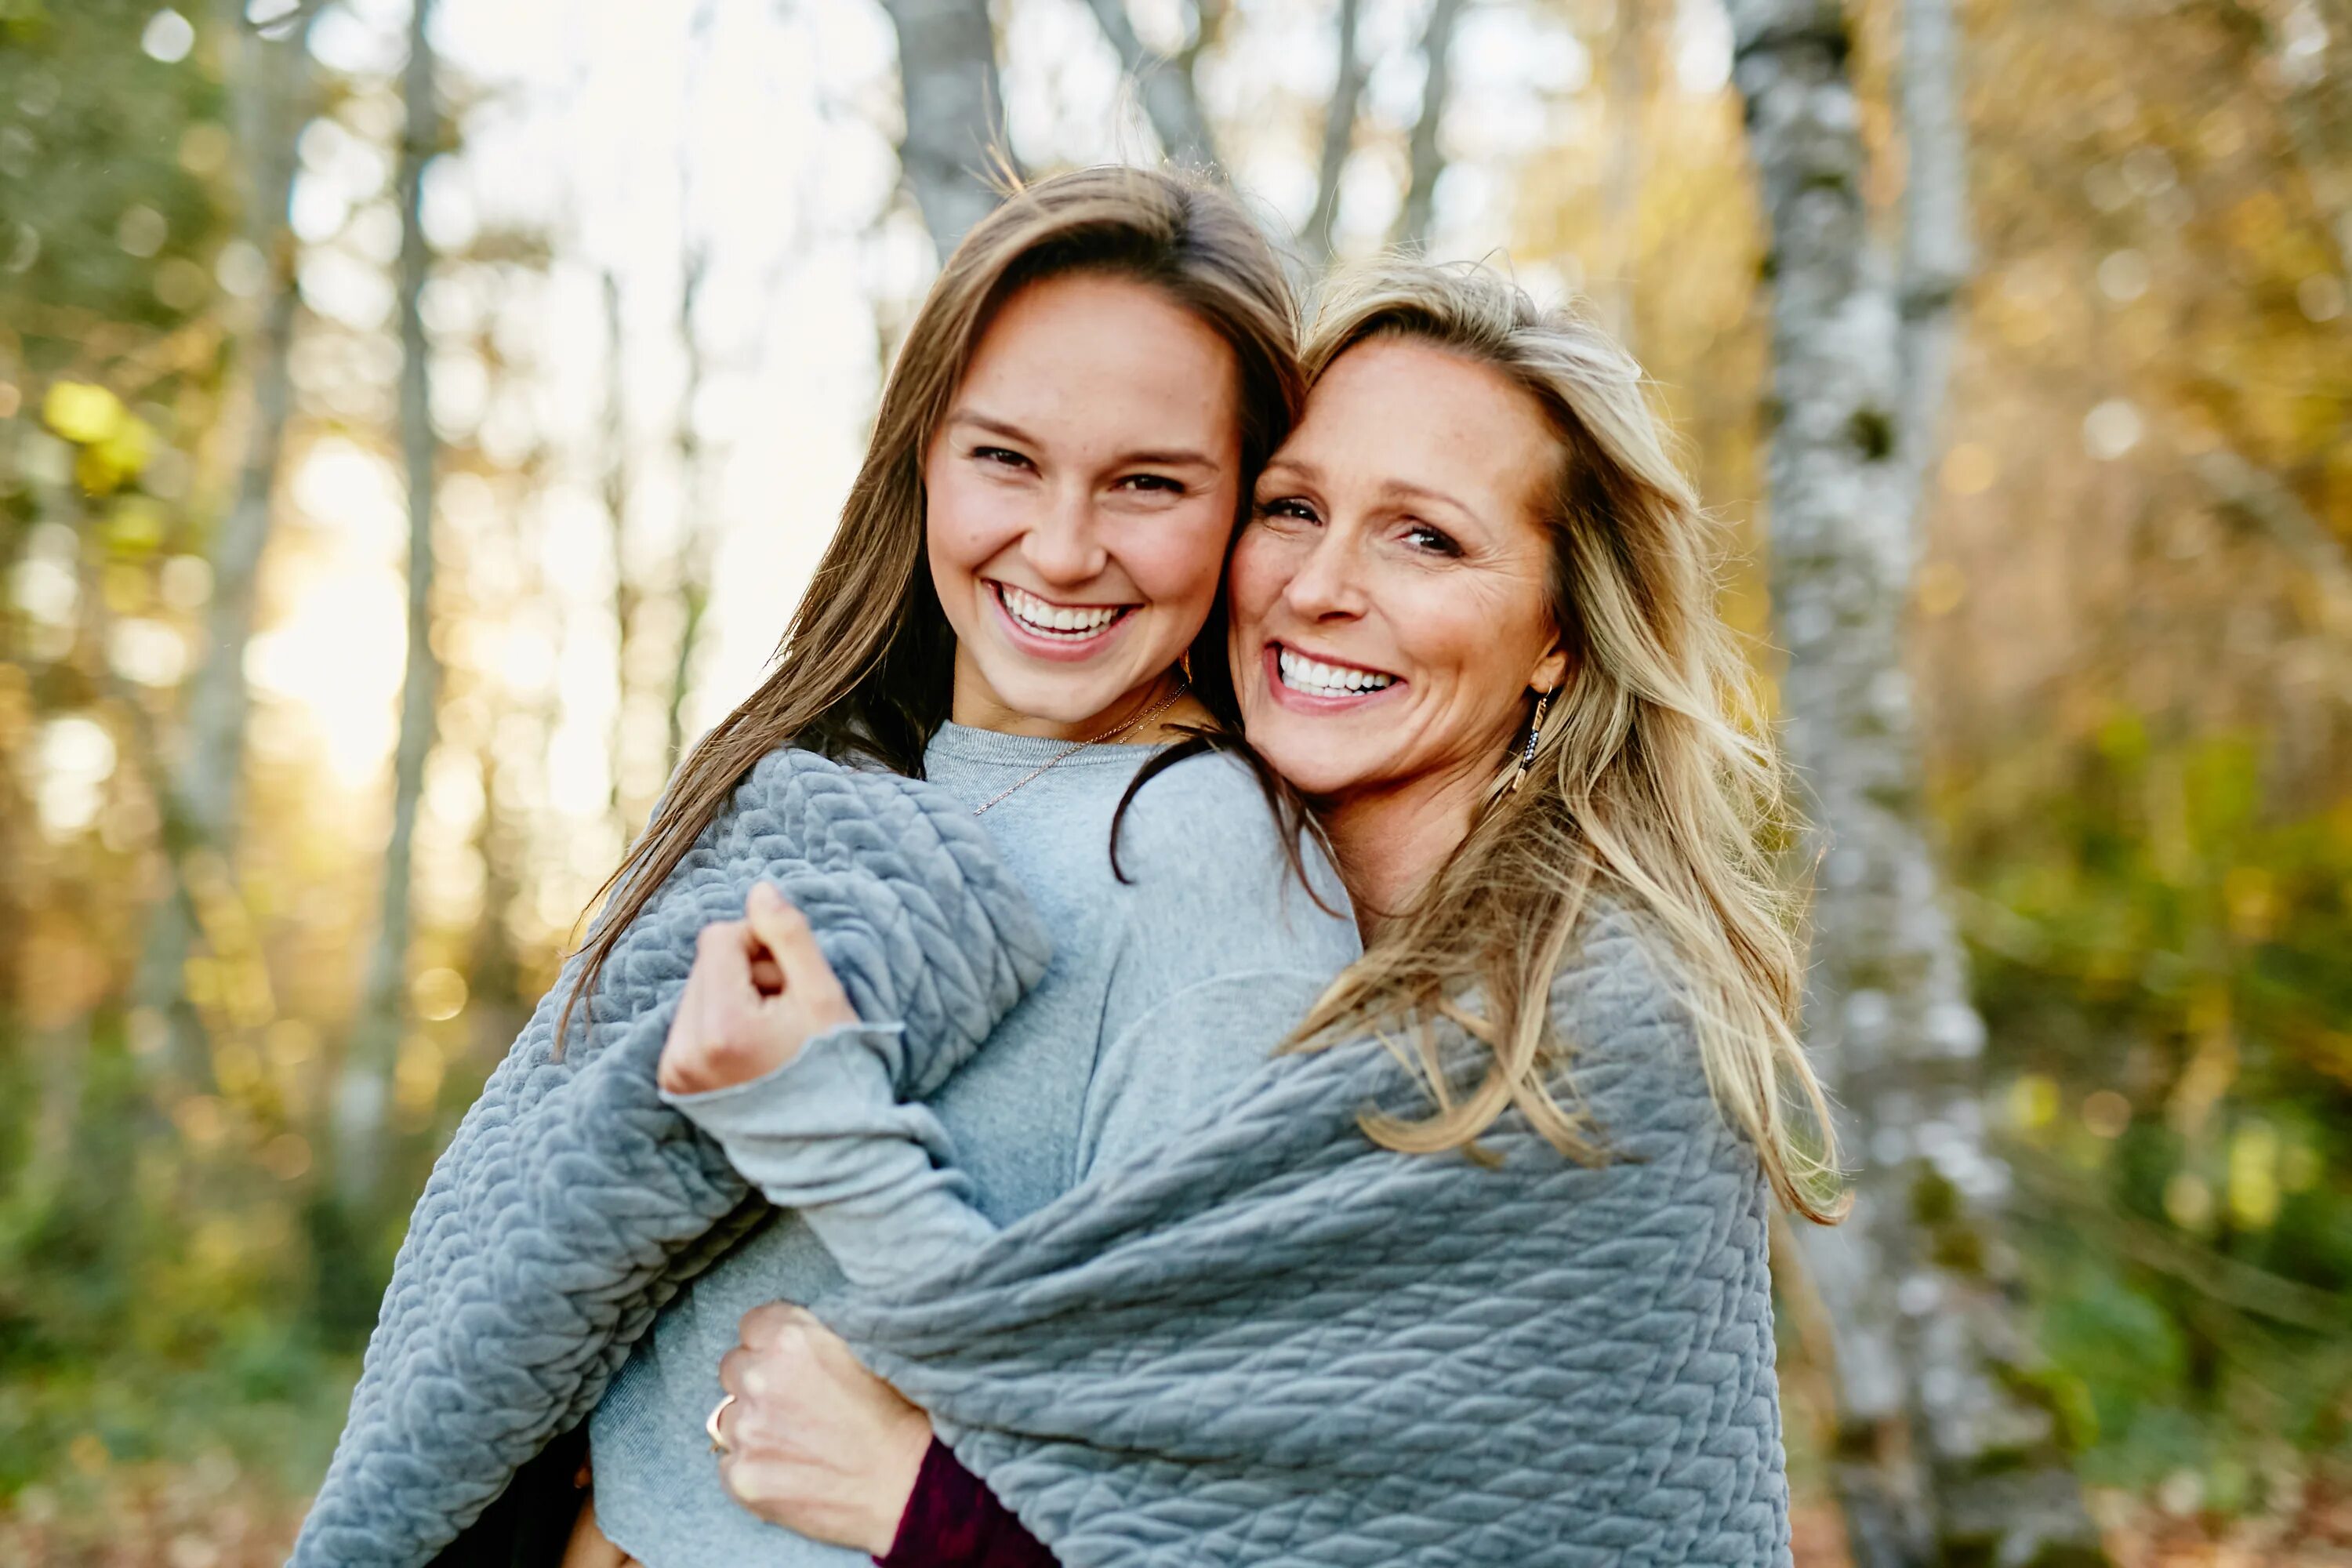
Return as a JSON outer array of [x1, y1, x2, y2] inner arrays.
[[1118, 497, 1235, 607], [923, 463, 1022, 577], [1399, 575, 1548, 705], [1224, 528, 1284, 633]]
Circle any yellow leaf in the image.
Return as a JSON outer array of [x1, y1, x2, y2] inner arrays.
[[42, 380, 123, 445], [77, 415, 156, 493]]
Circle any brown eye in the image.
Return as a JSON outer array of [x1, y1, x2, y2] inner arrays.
[[1403, 522, 1461, 557]]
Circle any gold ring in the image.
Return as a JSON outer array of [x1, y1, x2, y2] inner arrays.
[[706, 1392, 736, 1454]]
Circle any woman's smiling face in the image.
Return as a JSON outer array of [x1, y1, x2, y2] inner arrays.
[[925, 270, 1242, 738], [1229, 336, 1568, 805]]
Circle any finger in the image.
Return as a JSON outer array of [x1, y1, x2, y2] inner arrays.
[[744, 887, 852, 1018], [718, 1344, 768, 1402], [747, 952, 785, 996], [658, 963, 713, 1091], [692, 922, 762, 1048], [720, 1454, 787, 1509], [739, 1298, 809, 1352]]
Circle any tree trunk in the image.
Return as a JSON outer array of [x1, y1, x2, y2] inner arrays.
[[1600, 0, 1646, 350], [665, 241, 713, 778], [1393, 0, 1467, 251], [1303, 0, 1366, 266], [1724, 2, 2107, 1564], [336, 0, 441, 1215], [599, 268, 640, 837], [879, 0, 1014, 261], [129, 0, 317, 1086], [1080, 0, 1218, 171], [1894, 0, 1970, 528]]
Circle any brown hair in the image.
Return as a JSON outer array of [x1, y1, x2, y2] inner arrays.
[[556, 165, 1304, 1050], [1283, 260, 1841, 1222]]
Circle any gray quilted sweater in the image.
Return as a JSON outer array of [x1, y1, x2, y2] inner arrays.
[[292, 749, 1789, 1568]]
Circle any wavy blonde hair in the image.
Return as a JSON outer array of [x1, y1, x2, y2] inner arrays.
[[1286, 260, 1842, 1223]]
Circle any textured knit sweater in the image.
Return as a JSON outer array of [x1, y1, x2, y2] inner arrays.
[[586, 724, 1362, 1568]]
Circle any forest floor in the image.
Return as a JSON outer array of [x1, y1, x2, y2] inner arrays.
[[2, 1472, 2350, 1566]]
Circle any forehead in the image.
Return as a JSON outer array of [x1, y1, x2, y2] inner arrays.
[[955, 272, 1239, 442], [1284, 338, 1555, 516]]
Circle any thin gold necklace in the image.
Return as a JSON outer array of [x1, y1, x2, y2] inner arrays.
[[969, 682, 1190, 816]]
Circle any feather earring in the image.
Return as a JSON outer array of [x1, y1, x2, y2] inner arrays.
[[1509, 687, 1555, 794]]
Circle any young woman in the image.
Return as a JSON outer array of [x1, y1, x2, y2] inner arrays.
[[546, 167, 1363, 1568], [666, 259, 1837, 1566]]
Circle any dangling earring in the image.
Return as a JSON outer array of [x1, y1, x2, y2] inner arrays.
[[1509, 687, 1555, 794], [1178, 648, 1194, 687]]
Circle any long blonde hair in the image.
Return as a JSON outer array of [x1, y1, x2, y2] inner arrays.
[[557, 165, 1304, 1050], [1287, 260, 1841, 1223]]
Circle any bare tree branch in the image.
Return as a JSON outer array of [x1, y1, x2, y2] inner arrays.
[[880, 0, 1014, 260], [1304, 0, 1366, 265], [1082, 0, 1219, 170], [665, 239, 713, 779], [599, 269, 638, 837], [337, 0, 443, 1213], [1394, 0, 1467, 251], [1599, 0, 1646, 347], [1895, 0, 1973, 530], [132, 0, 322, 1082]]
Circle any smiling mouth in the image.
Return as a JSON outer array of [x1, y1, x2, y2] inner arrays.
[[993, 582, 1136, 641], [1274, 643, 1399, 698]]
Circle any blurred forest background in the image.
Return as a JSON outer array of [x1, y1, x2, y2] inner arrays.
[[1, 0, 2347, 1563]]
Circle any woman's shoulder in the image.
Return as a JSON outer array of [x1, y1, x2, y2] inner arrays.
[[1109, 746, 1355, 925], [1543, 898, 1723, 1131]]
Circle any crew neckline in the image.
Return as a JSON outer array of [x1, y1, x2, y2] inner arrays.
[[925, 720, 1176, 770]]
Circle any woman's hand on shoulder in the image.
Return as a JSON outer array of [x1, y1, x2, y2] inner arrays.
[[713, 1301, 932, 1554], [656, 883, 861, 1096]]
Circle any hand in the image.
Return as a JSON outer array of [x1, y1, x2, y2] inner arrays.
[[711, 1302, 932, 1555], [656, 883, 859, 1096]]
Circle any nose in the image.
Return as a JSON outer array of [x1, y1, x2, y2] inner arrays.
[[1279, 528, 1367, 622], [1020, 484, 1109, 587]]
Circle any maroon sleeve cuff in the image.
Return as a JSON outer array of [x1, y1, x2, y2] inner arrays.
[[875, 1436, 1056, 1568]]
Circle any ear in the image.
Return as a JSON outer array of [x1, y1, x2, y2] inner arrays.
[[1530, 638, 1570, 699]]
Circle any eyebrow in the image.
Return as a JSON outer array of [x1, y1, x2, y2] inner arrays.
[[1376, 477, 1478, 520], [1260, 458, 1482, 524], [947, 407, 1222, 471]]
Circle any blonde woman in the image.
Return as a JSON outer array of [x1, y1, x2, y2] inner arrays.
[[657, 259, 1837, 1567]]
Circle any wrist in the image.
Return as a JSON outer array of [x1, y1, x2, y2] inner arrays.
[[862, 1414, 935, 1556]]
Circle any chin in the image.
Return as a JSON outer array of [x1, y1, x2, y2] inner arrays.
[[983, 662, 1129, 724], [1243, 728, 1364, 799]]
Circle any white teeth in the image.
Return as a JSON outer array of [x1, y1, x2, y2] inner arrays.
[[1000, 584, 1123, 637], [1277, 648, 1395, 697]]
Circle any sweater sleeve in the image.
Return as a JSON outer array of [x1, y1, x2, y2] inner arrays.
[[662, 1022, 996, 1288], [875, 1438, 1057, 1568]]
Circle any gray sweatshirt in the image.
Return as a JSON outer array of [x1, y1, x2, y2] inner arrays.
[[586, 723, 1361, 1567]]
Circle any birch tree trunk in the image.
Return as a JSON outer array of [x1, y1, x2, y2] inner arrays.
[[336, 0, 441, 1214], [1304, 0, 1366, 267], [130, 0, 318, 1085], [1080, 0, 1218, 170], [1725, 2, 2107, 1563], [879, 0, 1013, 260], [1394, 0, 1467, 251]]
